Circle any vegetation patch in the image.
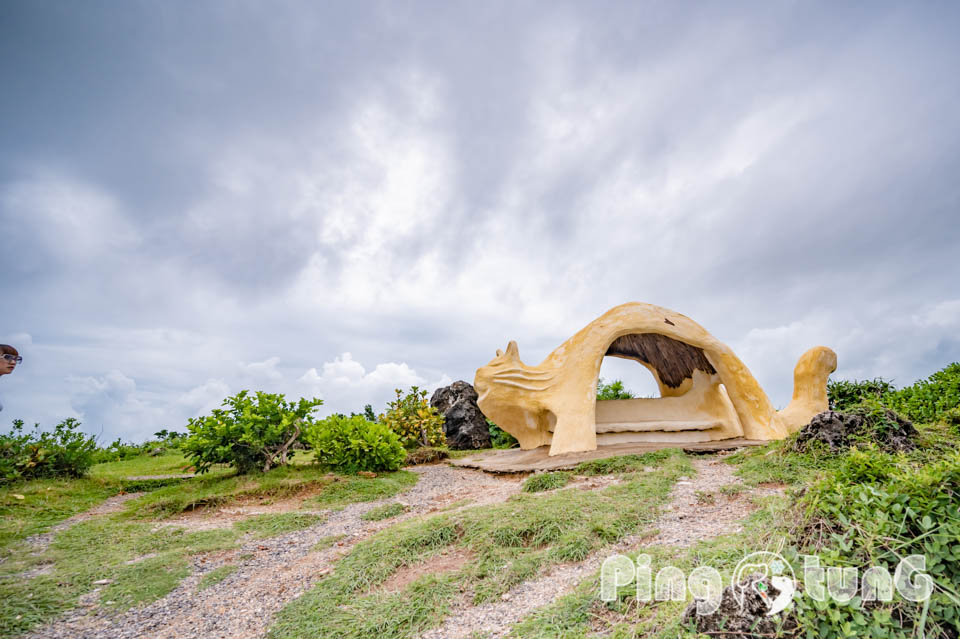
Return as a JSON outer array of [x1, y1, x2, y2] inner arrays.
[[361, 502, 408, 521], [522, 471, 572, 493], [0, 519, 239, 636], [123, 464, 334, 518], [312, 534, 346, 551], [574, 450, 672, 476], [234, 513, 325, 538], [791, 447, 960, 637], [310, 471, 418, 508], [404, 447, 449, 465], [198, 564, 238, 591], [89, 451, 210, 480], [0, 477, 120, 556]]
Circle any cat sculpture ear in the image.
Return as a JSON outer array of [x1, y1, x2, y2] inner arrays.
[[496, 349, 503, 357], [505, 340, 520, 361]]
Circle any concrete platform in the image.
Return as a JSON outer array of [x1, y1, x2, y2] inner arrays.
[[449, 438, 767, 473]]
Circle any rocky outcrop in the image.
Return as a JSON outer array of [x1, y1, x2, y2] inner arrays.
[[792, 408, 917, 453], [683, 573, 797, 637], [430, 381, 491, 450]]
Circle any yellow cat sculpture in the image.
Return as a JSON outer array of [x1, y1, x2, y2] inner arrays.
[[474, 302, 836, 456]]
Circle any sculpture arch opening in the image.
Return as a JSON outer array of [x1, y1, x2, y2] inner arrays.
[[592, 332, 744, 445]]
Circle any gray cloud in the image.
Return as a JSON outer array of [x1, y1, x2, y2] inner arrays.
[[1, 1, 958, 441]]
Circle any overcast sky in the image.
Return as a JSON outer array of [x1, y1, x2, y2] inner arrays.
[[2, 1, 958, 442]]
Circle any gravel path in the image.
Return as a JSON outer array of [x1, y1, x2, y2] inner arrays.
[[25, 465, 523, 639], [23, 454, 784, 639], [419, 454, 784, 639]]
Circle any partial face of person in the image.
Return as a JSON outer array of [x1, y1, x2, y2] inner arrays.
[[1, 354, 20, 375]]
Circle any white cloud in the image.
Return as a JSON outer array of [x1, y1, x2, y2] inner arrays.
[[177, 379, 231, 419], [298, 352, 449, 416]]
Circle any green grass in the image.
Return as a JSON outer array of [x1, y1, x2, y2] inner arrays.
[[123, 466, 417, 518], [445, 447, 494, 459], [508, 493, 792, 639], [0, 519, 239, 636], [574, 450, 672, 476], [267, 449, 691, 639], [309, 471, 418, 508], [361, 502, 408, 521], [723, 439, 836, 486], [522, 471, 572, 493], [89, 451, 206, 479], [0, 478, 121, 556], [234, 513, 325, 538], [312, 534, 346, 551], [198, 564, 238, 591]]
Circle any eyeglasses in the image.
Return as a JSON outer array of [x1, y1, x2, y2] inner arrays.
[[2, 355, 22, 364]]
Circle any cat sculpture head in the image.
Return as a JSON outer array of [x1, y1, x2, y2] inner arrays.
[[473, 340, 558, 448]]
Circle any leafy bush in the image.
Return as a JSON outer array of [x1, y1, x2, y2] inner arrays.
[[596, 378, 635, 400], [182, 391, 322, 474], [885, 362, 960, 424], [304, 415, 406, 474], [487, 419, 518, 449], [379, 387, 445, 449], [827, 363, 960, 424], [827, 377, 895, 411], [91, 439, 156, 464], [795, 448, 960, 638], [0, 418, 97, 482]]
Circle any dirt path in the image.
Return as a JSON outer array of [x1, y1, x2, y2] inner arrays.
[[25, 465, 524, 639], [419, 455, 784, 639]]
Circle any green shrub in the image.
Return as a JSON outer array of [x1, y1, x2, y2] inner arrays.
[[181, 391, 322, 474], [827, 377, 895, 411], [304, 415, 406, 474], [487, 419, 518, 449], [795, 448, 960, 638], [596, 378, 635, 400], [379, 387, 445, 449], [0, 418, 97, 483], [945, 407, 960, 431], [886, 362, 960, 424], [90, 438, 157, 464]]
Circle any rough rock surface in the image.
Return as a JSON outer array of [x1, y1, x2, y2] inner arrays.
[[430, 381, 491, 450], [793, 409, 917, 453], [683, 573, 797, 637]]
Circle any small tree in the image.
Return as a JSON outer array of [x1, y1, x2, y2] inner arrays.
[[182, 391, 322, 474], [379, 387, 445, 449], [596, 378, 635, 400]]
